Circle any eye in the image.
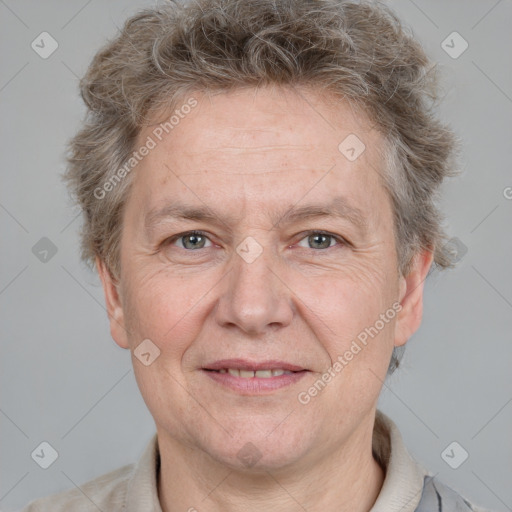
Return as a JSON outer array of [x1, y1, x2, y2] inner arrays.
[[169, 230, 213, 250], [164, 230, 346, 252], [296, 231, 346, 250]]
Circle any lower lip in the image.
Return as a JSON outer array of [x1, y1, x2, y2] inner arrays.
[[202, 369, 308, 394]]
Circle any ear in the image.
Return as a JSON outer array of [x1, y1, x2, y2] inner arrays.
[[394, 248, 434, 347], [96, 257, 130, 349]]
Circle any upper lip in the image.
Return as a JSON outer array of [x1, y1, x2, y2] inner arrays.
[[203, 359, 306, 372]]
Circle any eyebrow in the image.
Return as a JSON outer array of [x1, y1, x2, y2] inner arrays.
[[144, 195, 368, 235]]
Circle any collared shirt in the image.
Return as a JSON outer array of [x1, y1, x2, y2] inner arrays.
[[20, 410, 491, 511]]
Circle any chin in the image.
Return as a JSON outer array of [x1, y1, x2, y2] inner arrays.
[[214, 445, 303, 473], [202, 422, 310, 472]]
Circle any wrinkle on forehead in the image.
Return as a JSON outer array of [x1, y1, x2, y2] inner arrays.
[[187, 144, 315, 154]]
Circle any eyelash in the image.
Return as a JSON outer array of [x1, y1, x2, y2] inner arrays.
[[164, 230, 348, 251]]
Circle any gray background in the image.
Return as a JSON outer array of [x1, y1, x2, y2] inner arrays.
[[1, 0, 511, 510]]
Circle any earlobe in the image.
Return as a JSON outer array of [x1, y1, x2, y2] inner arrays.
[[394, 248, 434, 348], [95, 257, 130, 349]]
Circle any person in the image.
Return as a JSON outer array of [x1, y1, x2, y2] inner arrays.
[[21, 0, 492, 510]]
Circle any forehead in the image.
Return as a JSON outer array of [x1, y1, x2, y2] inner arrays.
[[143, 86, 376, 161], [131, 86, 388, 225]]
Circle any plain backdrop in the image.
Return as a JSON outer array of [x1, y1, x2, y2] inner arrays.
[[1, 0, 511, 510]]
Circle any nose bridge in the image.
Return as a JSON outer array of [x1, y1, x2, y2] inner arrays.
[[215, 236, 293, 334]]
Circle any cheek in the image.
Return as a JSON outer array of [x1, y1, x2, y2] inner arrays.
[[124, 272, 206, 426], [293, 257, 398, 364], [305, 255, 393, 320], [122, 266, 211, 357], [131, 355, 193, 440], [311, 275, 396, 412]]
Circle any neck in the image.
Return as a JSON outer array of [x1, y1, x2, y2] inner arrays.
[[157, 415, 385, 512]]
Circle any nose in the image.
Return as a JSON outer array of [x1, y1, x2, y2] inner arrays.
[[214, 242, 294, 335]]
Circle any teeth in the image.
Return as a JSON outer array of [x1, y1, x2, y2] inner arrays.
[[219, 369, 294, 378], [255, 370, 272, 378]]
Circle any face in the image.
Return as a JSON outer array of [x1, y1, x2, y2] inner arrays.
[[98, 86, 432, 471]]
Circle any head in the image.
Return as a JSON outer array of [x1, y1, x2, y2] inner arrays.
[[64, 0, 458, 470]]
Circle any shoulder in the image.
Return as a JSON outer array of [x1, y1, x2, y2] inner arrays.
[[19, 462, 134, 512], [417, 475, 494, 512]]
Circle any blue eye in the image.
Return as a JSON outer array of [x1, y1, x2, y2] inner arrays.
[[296, 231, 345, 250], [171, 231, 213, 250]]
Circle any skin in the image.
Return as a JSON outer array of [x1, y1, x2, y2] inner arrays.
[[97, 85, 433, 512]]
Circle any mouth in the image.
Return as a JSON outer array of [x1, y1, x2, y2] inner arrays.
[[202, 359, 308, 393], [212, 368, 295, 378]]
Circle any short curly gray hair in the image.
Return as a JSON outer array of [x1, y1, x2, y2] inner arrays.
[[64, 0, 459, 375]]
